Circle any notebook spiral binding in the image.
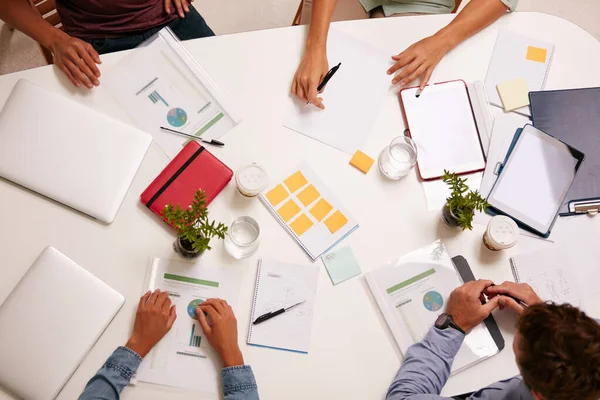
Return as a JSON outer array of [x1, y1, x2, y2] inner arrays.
[[247, 259, 263, 343], [509, 258, 521, 283], [541, 47, 556, 91]]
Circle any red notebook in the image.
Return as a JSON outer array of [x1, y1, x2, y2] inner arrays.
[[140, 141, 233, 220]]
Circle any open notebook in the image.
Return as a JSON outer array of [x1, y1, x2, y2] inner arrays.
[[247, 259, 319, 354]]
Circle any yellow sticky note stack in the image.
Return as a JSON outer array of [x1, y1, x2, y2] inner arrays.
[[310, 198, 333, 222], [297, 185, 320, 207], [265, 184, 288, 207], [526, 46, 547, 63], [349, 150, 375, 174], [290, 214, 314, 236], [496, 78, 530, 112], [277, 199, 301, 222], [324, 210, 348, 234], [284, 171, 308, 193]]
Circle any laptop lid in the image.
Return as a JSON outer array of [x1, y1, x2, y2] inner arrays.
[[0, 79, 152, 223], [0, 246, 124, 400]]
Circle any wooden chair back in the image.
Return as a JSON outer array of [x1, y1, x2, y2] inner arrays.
[[27, 0, 62, 64]]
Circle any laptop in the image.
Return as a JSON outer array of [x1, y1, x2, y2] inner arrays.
[[0, 246, 125, 400], [0, 79, 152, 223]]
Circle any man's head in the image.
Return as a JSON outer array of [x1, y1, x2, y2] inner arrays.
[[513, 303, 600, 400]]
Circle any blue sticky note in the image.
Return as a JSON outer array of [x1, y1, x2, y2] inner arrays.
[[322, 246, 362, 285]]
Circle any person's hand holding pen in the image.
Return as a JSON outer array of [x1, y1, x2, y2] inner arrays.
[[485, 282, 543, 315]]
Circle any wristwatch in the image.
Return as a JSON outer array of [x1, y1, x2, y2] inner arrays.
[[435, 313, 465, 335]]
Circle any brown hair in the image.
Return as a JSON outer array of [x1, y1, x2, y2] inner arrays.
[[517, 303, 600, 400]]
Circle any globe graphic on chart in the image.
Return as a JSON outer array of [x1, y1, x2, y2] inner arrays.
[[423, 291, 444, 312], [167, 107, 187, 127], [187, 298, 205, 319]]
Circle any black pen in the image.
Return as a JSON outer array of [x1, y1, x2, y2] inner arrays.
[[305, 62, 342, 106], [160, 126, 224, 147], [253, 301, 306, 325]]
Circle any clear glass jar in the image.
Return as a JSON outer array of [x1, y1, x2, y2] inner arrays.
[[378, 136, 418, 180], [224, 216, 260, 259]]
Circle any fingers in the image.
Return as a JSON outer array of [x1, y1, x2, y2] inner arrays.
[[206, 298, 226, 315], [164, 0, 171, 14], [420, 67, 434, 90], [197, 306, 212, 334], [155, 291, 170, 309], [78, 44, 100, 81], [198, 302, 220, 321], [401, 64, 428, 88], [481, 295, 501, 314], [138, 290, 151, 311], [167, 305, 177, 329], [148, 289, 161, 305], [57, 63, 80, 88], [173, 0, 185, 18], [470, 279, 495, 294], [388, 51, 413, 75], [86, 42, 101, 65], [499, 296, 524, 315], [485, 282, 520, 297]]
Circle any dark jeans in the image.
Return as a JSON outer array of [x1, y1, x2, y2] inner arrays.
[[84, 6, 214, 55]]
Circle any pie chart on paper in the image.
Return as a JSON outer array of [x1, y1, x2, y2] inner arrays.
[[423, 291, 444, 312], [187, 298, 205, 319], [167, 107, 187, 127]]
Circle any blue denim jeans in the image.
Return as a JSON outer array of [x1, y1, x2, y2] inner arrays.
[[83, 6, 214, 55]]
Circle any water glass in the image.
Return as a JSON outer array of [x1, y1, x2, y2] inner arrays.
[[224, 216, 260, 259], [378, 136, 418, 180]]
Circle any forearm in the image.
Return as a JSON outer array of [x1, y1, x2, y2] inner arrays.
[[0, 0, 64, 49], [304, 0, 337, 54], [222, 365, 259, 400], [434, 0, 509, 52], [386, 327, 463, 400]]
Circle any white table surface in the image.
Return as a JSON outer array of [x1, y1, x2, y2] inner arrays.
[[1, 12, 600, 400]]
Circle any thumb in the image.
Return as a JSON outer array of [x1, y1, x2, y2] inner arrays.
[[167, 305, 177, 329], [499, 296, 524, 315], [481, 296, 501, 315], [197, 306, 211, 335]]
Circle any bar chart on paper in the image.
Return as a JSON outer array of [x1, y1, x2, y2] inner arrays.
[[189, 323, 204, 348]]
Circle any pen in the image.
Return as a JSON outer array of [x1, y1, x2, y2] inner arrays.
[[160, 126, 224, 147], [489, 284, 528, 308], [305, 62, 342, 106], [253, 300, 306, 325]]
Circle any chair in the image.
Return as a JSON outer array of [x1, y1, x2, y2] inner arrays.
[[27, 0, 62, 64], [293, 0, 464, 25]]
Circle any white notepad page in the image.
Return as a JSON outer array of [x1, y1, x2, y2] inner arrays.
[[488, 125, 578, 234], [400, 80, 485, 180], [247, 259, 319, 354]]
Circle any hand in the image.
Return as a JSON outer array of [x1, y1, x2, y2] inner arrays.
[[197, 298, 244, 367], [125, 290, 177, 358], [292, 49, 329, 109], [165, 0, 190, 18], [485, 282, 543, 315], [48, 31, 101, 89], [446, 280, 501, 332], [387, 34, 452, 89]]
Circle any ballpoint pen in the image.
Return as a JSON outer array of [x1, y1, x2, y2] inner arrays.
[[160, 126, 224, 147], [253, 300, 306, 325], [305, 62, 342, 107]]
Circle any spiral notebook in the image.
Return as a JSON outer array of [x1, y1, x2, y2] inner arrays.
[[247, 259, 319, 354], [259, 163, 358, 260]]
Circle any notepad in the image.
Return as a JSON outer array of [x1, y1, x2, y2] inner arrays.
[[322, 246, 362, 285], [260, 163, 359, 260], [350, 150, 375, 174], [247, 259, 319, 353], [497, 78, 530, 112]]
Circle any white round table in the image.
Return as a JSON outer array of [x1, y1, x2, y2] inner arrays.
[[1, 12, 600, 400]]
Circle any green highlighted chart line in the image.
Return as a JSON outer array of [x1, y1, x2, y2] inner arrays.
[[163, 273, 219, 287], [387, 268, 436, 294], [183, 112, 225, 145]]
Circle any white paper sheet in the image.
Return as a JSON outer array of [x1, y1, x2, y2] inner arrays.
[[283, 29, 390, 154], [421, 173, 483, 211]]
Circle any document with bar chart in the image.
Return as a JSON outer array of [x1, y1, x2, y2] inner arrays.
[[136, 257, 241, 394]]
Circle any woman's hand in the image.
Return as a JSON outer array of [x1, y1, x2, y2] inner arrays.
[[197, 298, 244, 367], [48, 30, 101, 89], [292, 49, 329, 109]]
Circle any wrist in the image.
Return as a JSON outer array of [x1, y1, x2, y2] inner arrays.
[[304, 37, 326, 56], [432, 28, 458, 53], [43, 28, 67, 53], [125, 336, 152, 358], [220, 348, 244, 367]]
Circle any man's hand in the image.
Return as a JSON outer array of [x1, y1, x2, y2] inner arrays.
[[446, 280, 501, 332], [197, 298, 244, 367], [49, 31, 100, 89], [485, 282, 543, 315], [387, 34, 452, 90], [125, 290, 177, 358], [292, 49, 329, 110], [165, 0, 190, 18]]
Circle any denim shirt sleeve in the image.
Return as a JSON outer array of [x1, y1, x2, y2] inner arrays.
[[222, 365, 259, 400], [78, 346, 142, 400], [386, 327, 464, 400]]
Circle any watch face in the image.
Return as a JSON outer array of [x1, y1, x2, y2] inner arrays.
[[435, 313, 450, 328]]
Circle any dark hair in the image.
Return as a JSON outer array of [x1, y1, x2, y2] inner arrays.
[[517, 303, 600, 400]]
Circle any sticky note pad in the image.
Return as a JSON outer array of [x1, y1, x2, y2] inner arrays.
[[265, 184, 288, 206], [349, 150, 374, 174], [310, 198, 333, 222], [496, 78, 530, 112], [284, 171, 308, 193], [323, 246, 362, 285], [290, 213, 313, 237], [324, 210, 348, 234], [526, 46, 547, 63], [297, 185, 320, 207], [277, 199, 301, 222]]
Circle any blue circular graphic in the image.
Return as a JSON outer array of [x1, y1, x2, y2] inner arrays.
[[187, 298, 205, 319], [167, 107, 187, 127], [423, 291, 444, 312]]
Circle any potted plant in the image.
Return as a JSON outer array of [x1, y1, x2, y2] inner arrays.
[[162, 189, 228, 259], [441, 170, 490, 230]]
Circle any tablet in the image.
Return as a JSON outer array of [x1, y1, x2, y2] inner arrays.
[[488, 125, 584, 237], [400, 80, 486, 180]]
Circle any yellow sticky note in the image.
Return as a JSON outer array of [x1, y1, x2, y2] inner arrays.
[[526, 46, 547, 63], [297, 185, 320, 207], [324, 210, 348, 234], [265, 184, 288, 207], [277, 199, 301, 222], [496, 78, 530, 112], [284, 171, 308, 193], [349, 150, 375, 174], [310, 198, 333, 222], [290, 214, 314, 236]]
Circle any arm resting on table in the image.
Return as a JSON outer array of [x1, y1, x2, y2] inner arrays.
[[0, 0, 64, 51]]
